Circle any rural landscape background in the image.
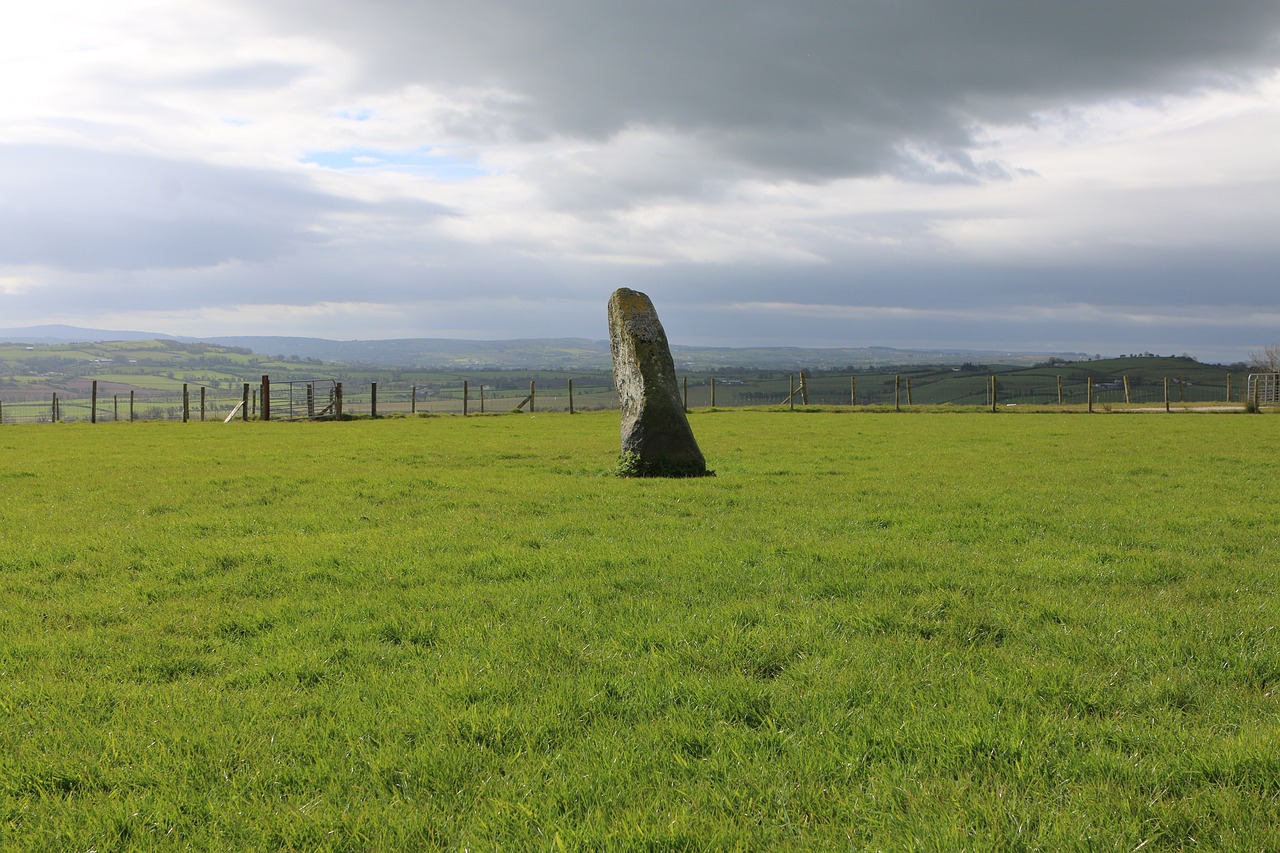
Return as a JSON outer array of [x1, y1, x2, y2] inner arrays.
[[0, 327, 1266, 424]]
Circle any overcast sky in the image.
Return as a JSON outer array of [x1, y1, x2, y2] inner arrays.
[[3, 1, 1278, 361]]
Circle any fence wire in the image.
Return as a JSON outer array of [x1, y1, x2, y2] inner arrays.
[[0, 371, 1264, 424]]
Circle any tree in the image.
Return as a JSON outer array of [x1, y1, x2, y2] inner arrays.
[[1249, 344, 1280, 373]]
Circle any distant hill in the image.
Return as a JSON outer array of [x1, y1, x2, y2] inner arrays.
[[0, 324, 178, 345], [0, 325, 1090, 370], [203, 336, 615, 369]]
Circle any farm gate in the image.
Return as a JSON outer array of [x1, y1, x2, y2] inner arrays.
[[1247, 374, 1279, 404], [265, 379, 339, 421]]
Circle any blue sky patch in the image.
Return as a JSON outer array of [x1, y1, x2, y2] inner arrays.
[[299, 147, 489, 181]]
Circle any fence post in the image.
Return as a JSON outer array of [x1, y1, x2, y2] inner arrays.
[[800, 371, 809, 406], [114, 395, 119, 421], [1123, 375, 1131, 404], [1164, 377, 1170, 413], [683, 376, 689, 412], [411, 385, 417, 415], [851, 376, 856, 406], [991, 376, 997, 413], [1253, 377, 1260, 412], [371, 382, 378, 418], [261, 376, 270, 421], [52, 393, 58, 423], [182, 384, 189, 423], [530, 380, 535, 413], [568, 379, 575, 414], [894, 375, 901, 412], [463, 380, 469, 416], [907, 378, 913, 406], [789, 374, 795, 410], [130, 390, 135, 422], [242, 384, 250, 421], [335, 383, 344, 419], [710, 377, 715, 408], [91, 380, 98, 424], [1057, 375, 1063, 405], [1226, 373, 1232, 403], [201, 386, 207, 421], [480, 384, 485, 414], [1088, 377, 1094, 413]]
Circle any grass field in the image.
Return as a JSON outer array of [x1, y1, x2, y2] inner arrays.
[[2, 411, 1278, 849]]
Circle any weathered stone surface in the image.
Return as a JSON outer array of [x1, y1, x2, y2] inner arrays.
[[608, 288, 709, 477]]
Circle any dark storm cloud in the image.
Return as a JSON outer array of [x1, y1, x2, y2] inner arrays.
[[238, 0, 1280, 181]]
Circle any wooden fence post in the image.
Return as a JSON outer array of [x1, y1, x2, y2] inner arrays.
[[91, 380, 98, 424], [335, 383, 344, 419], [52, 393, 57, 423], [1123, 375, 1131, 404], [201, 386, 207, 421], [306, 383, 315, 419], [182, 384, 189, 423], [1087, 377, 1093, 413], [1226, 373, 1232, 403], [411, 385, 417, 415], [710, 377, 715, 408], [851, 376, 856, 406], [114, 394, 119, 421], [530, 380, 536, 413], [907, 378, 913, 406], [568, 379, 574, 414], [1164, 377, 1170, 413], [242, 384, 250, 421], [991, 376, 997, 413], [463, 380, 469, 416], [683, 376, 689, 412], [130, 390, 135, 422], [895, 375, 901, 412], [371, 382, 378, 418], [480, 384, 485, 414], [1057, 375, 1063, 405], [789, 374, 795, 410], [261, 375, 270, 421], [799, 371, 809, 406]]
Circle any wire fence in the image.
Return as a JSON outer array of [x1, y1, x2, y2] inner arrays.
[[1, 371, 1271, 424], [0, 385, 245, 424]]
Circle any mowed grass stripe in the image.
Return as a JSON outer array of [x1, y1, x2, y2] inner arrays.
[[1, 411, 1277, 849]]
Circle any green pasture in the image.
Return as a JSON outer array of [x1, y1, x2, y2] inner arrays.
[[1, 411, 1278, 849]]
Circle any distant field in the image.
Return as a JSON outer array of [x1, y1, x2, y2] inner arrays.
[[1, 411, 1278, 848]]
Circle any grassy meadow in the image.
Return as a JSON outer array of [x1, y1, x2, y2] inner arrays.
[[1, 410, 1278, 849]]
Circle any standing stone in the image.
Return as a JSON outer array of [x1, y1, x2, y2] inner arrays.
[[608, 288, 710, 477]]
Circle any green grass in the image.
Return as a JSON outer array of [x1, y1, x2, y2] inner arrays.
[[1, 411, 1278, 849]]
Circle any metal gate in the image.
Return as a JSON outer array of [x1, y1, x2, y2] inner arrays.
[[268, 379, 339, 420], [1247, 374, 1279, 404]]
